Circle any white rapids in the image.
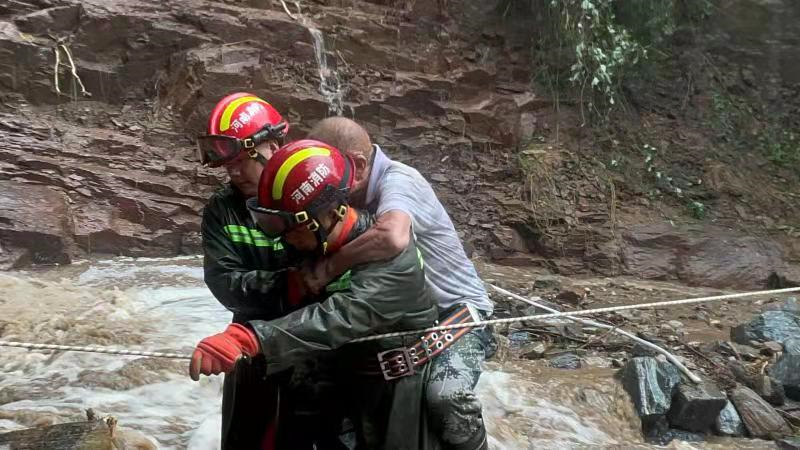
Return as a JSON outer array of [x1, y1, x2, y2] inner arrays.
[[0, 257, 778, 449]]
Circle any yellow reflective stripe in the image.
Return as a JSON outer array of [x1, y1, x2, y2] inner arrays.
[[224, 225, 269, 239], [219, 96, 270, 132], [223, 225, 284, 249], [272, 147, 331, 200], [417, 248, 424, 269]]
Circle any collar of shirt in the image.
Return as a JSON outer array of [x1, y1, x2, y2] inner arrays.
[[365, 144, 392, 208]]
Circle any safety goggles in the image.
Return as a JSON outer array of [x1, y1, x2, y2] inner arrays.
[[246, 185, 349, 238], [196, 122, 288, 167]]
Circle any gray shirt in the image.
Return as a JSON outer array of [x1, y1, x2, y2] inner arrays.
[[366, 145, 493, 314]]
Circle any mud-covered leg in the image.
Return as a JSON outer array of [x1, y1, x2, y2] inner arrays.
[[425, 328, 493, 450]]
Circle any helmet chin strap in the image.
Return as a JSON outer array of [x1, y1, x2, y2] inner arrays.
[[248, 148, 269, 166], [313, 205, 355, 256]]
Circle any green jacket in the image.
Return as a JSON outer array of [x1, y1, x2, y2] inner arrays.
[[248, 212, 438, 449], [201, 184, 293, 322]]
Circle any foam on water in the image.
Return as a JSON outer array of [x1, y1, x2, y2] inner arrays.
[[0, 258, 226, 449]]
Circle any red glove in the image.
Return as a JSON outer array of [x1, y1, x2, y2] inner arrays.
[[189, 323, 260, 381]]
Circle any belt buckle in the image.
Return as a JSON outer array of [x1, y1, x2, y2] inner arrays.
[[377, 347, 415, 381]]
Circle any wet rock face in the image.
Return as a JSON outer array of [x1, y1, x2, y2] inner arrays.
[[621, 224, 787, 289], [0, 0, 546, 266], [0, 181, 72, 269], [709, 0, 800, 84]]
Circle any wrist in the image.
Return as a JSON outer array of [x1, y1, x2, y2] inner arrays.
[[226, 323, 260, 355]]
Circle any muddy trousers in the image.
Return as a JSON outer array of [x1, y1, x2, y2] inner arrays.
[[425, 319, 495, 450]]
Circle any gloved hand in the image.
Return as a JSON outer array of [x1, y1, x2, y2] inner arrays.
[[189, 323, 260, 381]]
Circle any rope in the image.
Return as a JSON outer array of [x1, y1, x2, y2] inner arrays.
[[2, 286, 799, 360], [349, 285, 800, 342], [0, 341, 190, 360], [493, 287, 702, 383]]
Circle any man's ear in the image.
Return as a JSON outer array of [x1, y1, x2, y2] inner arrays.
[[352, 154, 370, 183]]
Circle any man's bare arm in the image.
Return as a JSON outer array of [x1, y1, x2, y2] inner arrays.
[[308, 210, 411, 292]]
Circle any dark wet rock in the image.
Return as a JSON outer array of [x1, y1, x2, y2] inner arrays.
[[549, 353, 581, 370], [555, 290, 582, 306], [620, 357, 682, 426], [778, 437, 800, 450], [621, 224, 787, 289], [667, 380, 727, 432], [730, 385, 793, 439], [731, 310, 800, 345], [508, 331, 533, 350], [715, 400, 745, 437], [645, 422, 705, 447], [785, 337, 800, 355], [768, 355, 800, 401]]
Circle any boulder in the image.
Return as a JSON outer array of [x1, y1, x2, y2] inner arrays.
[[667, 381, 728, 432], [0, 181, 72, 269], [731, 310, 800, 345], [730, 385, 792, 439], [621, 224, 787, 289], [715, 400, 745, 437], [620, 357, 682, 426], [768, 355, 800, 401]]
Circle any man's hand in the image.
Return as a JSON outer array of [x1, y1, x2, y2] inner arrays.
[[301, 258, 335, 295], [189, 323, 261, 381]]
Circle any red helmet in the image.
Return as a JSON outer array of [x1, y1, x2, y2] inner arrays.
[[246, 139, 355, 238], [197, 92, 289, 167]]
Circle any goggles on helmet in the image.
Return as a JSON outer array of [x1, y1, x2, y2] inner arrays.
[[197, 122, 288, 167], [246, 185, 350, 238]]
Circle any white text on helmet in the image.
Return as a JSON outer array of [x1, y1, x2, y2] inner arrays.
[[291, 163, 333, 205]]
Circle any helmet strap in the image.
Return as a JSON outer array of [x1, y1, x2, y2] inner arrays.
[[247, 148, 269, 166], [311, 204, 353, 256], [327, 207, 357, 254]]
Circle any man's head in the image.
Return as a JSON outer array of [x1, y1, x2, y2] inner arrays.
[[198, 92, 289, 197], [247, 139, 357, 255], [307, 117, 373, 205]]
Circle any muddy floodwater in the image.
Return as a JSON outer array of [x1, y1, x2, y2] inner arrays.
[[0, 257, 779, 449]]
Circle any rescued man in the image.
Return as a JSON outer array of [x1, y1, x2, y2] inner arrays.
[[303, 117, 495, 450]]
